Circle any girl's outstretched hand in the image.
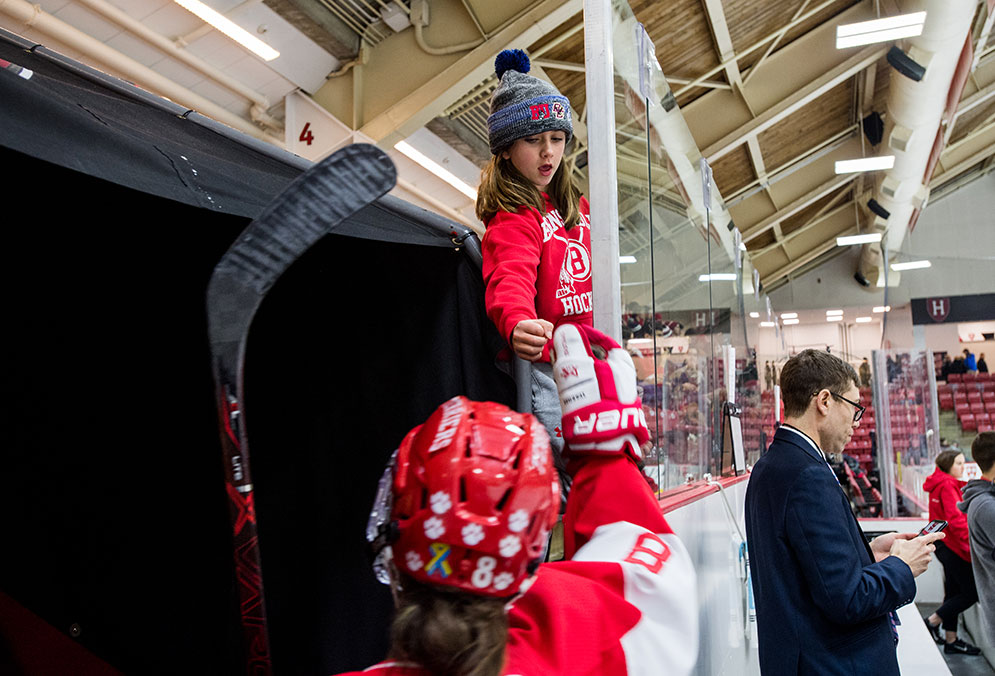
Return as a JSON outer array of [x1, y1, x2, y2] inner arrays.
[[512, 318, 554, 361]]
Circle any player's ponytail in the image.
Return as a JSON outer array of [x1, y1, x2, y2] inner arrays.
[[389, 576, 508, 676]]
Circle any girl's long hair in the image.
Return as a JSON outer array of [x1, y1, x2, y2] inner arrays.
[[475, 151, 581, 229], [388, 576, 508, 676]]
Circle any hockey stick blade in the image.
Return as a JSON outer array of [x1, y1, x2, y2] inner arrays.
[[206, 144, 396, 676]]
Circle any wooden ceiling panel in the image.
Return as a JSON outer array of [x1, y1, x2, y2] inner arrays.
[[747, 228, 777, 251], [710, 144, 757, 197], [950, 99, 995, 146], [778, 185, 851, 237], [631, 0, 724, 105], [634, 0, 721, 75], [756, 79, 854, 170], [725, 0, 859, 72]]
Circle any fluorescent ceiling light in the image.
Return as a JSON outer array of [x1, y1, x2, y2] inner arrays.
[[699, 273, 738, 281], [837, 233, 883, 246], [827, 315, 843, 322], [891, 259, 932, 271], [873, 305, 891, 313], [174, 0, 280, 61], [760, 321, 776, 328], [620, 255, 637, 264], [856, 316, 872, 323], [835, 156, 896, 174], [783, 318, 799, 325], [826, 309, 844, 316], [749, 312, 760, 318], [394, 141, 478, 200], [739, 242, 747, 251], [781, 312, 798, 319], [836, 12, 926, 49]]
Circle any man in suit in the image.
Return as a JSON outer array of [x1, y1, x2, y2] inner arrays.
[[746, 349, 943, 675]]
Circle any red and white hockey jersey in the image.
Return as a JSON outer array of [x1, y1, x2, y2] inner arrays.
[[481, 195, 593, 362], [336, 454, 698, 676]]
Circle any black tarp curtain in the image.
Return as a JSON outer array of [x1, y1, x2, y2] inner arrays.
[[0, 31, 512, 675]]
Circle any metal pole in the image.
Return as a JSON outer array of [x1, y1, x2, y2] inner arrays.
[[583, 0, 622, 341], [872, 349, 897, 517]]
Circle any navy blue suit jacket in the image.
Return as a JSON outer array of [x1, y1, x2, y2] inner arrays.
[[745, 427, 916, 675]]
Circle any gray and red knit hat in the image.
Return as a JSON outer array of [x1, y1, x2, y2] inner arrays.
[[487, 49, 573, 155]]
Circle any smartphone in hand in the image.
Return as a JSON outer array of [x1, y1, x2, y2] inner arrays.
[[917, 520, 947, 537]]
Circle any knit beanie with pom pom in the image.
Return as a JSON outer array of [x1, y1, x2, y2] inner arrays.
[[486, 49, 573, 155]]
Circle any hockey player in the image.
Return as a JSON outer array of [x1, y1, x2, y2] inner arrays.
[[342, 323, 697, 676]]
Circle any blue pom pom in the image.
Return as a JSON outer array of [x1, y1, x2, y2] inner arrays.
[[494, 49, 530, 79]]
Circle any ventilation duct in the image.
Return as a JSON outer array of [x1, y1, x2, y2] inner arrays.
[[857, 0, 978, 287]]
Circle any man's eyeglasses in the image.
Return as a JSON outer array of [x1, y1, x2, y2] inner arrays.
[[830, 392, 865, 423]]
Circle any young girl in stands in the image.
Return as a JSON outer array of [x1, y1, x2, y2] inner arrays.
[[336, 323, 696, 676], [922, 449, 982, 655], [475, 49, 591, 462]]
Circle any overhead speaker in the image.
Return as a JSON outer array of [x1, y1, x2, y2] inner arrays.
[[854, 271, 871, 287], [867, 198, 890, 219], [661, 91, 677, 112], [887, 46, 925, 82], [862, 112, 884, 146]]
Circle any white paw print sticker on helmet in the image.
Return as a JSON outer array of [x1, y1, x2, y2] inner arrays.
[[429, 491, 452, 514], [461, 523, 485, 546], [508, 509, 529, 533], [498, 535, 522, 557], [405, 551, 423, 572], [530, 430, 548, 474], [424, 516, 445, 539], [492, 572, 515, 591]]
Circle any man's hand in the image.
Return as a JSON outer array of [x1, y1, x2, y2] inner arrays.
[[884, 532, 945, 577], [869, 532, 906, 562], [550, 323, 649, 459], [511, 319, 554, 361]]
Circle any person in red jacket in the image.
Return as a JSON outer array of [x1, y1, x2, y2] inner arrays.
[[475, 49, 592, 470], [335, 324, 697, 676], [922, 449, 982, 654]]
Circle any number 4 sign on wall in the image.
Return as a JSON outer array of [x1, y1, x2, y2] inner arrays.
[[284, 92, 371, 162], [299, 122, 314, 146]]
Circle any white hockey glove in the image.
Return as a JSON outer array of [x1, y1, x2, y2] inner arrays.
[[550, 323, 649, 460]]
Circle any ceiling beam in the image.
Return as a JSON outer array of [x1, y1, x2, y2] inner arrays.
[[933, 138, 995, 186], [702, 44, 887, 163], [753, 200, 852, 256], [674, 0, 843, 98], [701, 0, 745, 91], [349, 0, 582, 146], [742, 173, 856, 242], [742, 0, 812, 87]]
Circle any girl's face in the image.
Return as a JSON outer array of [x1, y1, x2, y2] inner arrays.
[[501, 131, 566, 190], [950, 453, 965, 478]]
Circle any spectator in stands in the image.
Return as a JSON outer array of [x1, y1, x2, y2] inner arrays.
[[940, 354, 953, 381], [746, 349, 943, 675], [765, 361, 773, 390], [964, 349, 978, 373], [951, 356, 967, 375], [923, 450, 982, 654], [978, 353, 988, 374], [859, 357, 872, 388], [958, 432, 995, 644]]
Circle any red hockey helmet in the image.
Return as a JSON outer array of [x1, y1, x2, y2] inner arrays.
[[369, 396, 559, 597]]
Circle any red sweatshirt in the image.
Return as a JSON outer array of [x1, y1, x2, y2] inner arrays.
[[923, 466, 971, 561], [482, 195, 593, 362]]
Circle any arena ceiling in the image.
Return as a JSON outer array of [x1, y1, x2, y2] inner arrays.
[[4, 0, 995, 293]]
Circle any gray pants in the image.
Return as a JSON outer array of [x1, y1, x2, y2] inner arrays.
[[529, 361, 564, 456]]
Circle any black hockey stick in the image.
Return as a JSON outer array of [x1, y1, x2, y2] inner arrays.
[[206, 144, 396, 675]]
